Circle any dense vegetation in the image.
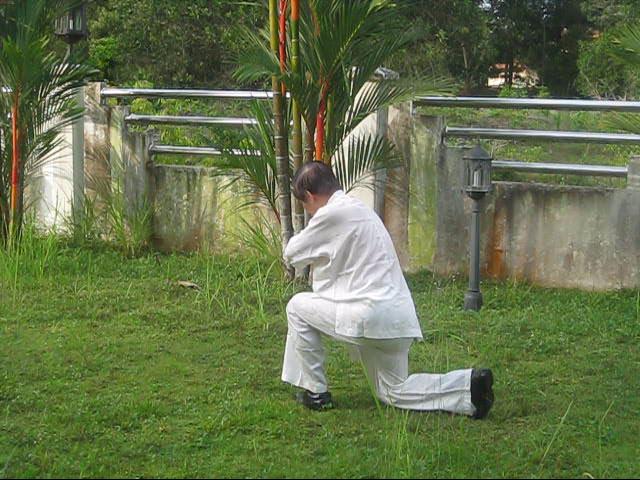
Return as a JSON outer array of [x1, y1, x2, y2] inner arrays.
[[86, 0, 640, 98]]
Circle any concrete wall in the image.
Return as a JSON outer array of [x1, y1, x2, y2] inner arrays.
[[28, 121, 74, 229], [48, 84, 640, 290], [483, 180, 640, 289], [27, 90, 87, 230], [151, 165, 219, 251], [409, 114, 640, 290]]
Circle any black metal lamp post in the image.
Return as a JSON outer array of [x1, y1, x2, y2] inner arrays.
[[54, 3, 88, 56], [463, 144, 493, 311]]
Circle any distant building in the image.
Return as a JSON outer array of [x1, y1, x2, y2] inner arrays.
[[488, 63, 540, 88]]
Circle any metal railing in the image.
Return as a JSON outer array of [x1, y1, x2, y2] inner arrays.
[[418, 95, 640, 179], [102, 87, 272, 155], [416, 96, 640, 113], [126, 113, 256, 128], [149, 145, 259, 157], [102, 86, 640, 179], [492, 160, 628, 178], [445, 127, 640, 145], [102, 87, 275, 100]]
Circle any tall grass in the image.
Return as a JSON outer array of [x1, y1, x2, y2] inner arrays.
[[67, 175, 154, 257], [360, 359, 418, 479], [0, 222, 61, 297]]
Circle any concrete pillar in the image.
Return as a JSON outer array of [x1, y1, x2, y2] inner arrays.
[[30, 109, 74, 230], [72, 86, 85, 220], [84, 82, 111, 203], [121, 116, 153, 214], [384, 101, 412, 269], [371, 67, 399, 219], [109, 105, 128, 200], [406, 114, 446, 270], [627, 155, 640, 191]]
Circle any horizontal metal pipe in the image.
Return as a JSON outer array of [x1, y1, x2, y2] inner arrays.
[[417, 96, 640, 113], [446, 127, 640, 144], [492, 160, 628, 178], [149, 144, 259, 156], [126, 114, 257, 127], [102, 87, 278, 100], [150, 145, 223, 156]]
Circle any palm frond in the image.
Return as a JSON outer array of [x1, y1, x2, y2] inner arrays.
[[610, 24, 640, 67], [233, 27, 282, 84], [214, 102, 280, 219], [332, 133, 397, 194], [233, 213, 283, 267], [605, 112, 640, 135], [0, 0, 98, 238]]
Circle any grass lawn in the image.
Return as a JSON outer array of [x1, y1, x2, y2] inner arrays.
[[1, 241, 639, 478]]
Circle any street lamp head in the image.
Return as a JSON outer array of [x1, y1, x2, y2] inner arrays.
[[463, 143, 493, 198], [54, 3, 87, 45]]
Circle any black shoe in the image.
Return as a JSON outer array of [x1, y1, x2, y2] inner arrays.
[[470, 368, 494, 420], [296, 390, 334, 411]]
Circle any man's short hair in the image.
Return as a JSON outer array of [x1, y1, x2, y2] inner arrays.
[[292, 161, 342, 201]]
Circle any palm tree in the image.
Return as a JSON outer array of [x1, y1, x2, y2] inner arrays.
[[608, 24, 640, 133], [226, 0, 451, 272], [237, 0, 450, 176], [0, 0, 95, 243]]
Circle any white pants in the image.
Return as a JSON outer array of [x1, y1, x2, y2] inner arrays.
[[282, 293, 475, 416]]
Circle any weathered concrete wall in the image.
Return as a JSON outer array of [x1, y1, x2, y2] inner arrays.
[[150, 165, 273, 252], [407, 114, 442, 270], [151, 165, 219, 252], [80, 84, 640, 290], [27, 121, 74, 229], [84, 83, 111, 202], [384, 102, 413, 269], [431, 142, 640, 290], [484, 181, 640, 289]]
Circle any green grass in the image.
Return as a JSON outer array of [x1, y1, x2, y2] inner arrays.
[[1, 239, 639, 478]]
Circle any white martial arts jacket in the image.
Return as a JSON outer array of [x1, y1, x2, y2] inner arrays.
[[283, 190, 423, 340]]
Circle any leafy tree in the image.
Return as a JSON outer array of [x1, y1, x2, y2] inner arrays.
[[576, 30, 640, 98], [581, 0, 638, 31], [484, 0, 589, 96], [87, 0, 263, 87], [391, 0, 493, 92], [228, 0, 451, 274], [576, 0, 640, 98]]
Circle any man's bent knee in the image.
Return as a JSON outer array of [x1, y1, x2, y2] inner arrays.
[[286, 293, 313, 331]]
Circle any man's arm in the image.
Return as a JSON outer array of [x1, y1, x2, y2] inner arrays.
[[283, 208, 337, 270]]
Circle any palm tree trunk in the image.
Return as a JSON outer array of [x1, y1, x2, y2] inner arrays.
[[0, 127, 7, 241], [279, 0, 288, 95], [315, 81, 329, 163], [304, 120, 315, 163], [270, 0, 294, 277], [10, 94, 21, 238], [290, 0, 304, 233]]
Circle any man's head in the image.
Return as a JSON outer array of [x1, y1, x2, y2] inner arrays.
[[292, 161, 342, 216]]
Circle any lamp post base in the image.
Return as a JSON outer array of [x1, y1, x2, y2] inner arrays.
[[464, 290, 483, 311]]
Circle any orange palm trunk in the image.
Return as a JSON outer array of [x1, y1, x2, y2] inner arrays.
[[278, 0, 288, 96], [10, 96, 20, 219], [315, 82, 329, 163]]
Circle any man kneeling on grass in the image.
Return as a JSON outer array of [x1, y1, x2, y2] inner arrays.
[[282, 161, 494, 419]]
